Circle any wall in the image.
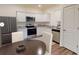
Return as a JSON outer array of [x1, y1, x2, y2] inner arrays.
[[0, 4, 41, 17]]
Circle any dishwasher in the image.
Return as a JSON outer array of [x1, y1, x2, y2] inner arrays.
[[52, 29, 60, 44]]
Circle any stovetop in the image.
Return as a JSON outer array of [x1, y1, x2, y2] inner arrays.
[[25, 26, 35, 28]]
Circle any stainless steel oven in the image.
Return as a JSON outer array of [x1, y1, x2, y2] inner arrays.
[[26, 26, 37, 36], [27, 27, 37, 35]]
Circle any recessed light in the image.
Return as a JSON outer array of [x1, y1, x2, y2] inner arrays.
[[38, 5, 42, 7]]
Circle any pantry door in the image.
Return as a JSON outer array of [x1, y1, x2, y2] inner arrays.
[[63, 5, 78, 53]]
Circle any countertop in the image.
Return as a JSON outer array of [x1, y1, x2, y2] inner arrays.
[[52, 26, 60, 32], [52, 28, 60, 32], [17, 24, 60, 32]]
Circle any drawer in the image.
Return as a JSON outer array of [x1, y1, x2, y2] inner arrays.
[[1, 34, 12, 44]]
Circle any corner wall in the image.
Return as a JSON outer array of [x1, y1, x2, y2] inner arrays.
[[0, 4, 41, 17]]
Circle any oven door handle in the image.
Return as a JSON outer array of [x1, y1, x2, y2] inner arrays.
[[27, 28, 36, 29]]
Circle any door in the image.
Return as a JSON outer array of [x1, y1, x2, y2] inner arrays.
[[63, 5, 78, 53], [75, 5, 79, 53]]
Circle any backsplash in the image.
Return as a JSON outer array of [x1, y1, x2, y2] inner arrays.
[[34, 22, 50, 26]]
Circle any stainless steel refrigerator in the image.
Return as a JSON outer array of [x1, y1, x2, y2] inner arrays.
[[0, 16, 17, 46]]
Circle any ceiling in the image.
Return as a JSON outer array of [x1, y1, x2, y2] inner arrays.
[[17, 4, 59, 11]]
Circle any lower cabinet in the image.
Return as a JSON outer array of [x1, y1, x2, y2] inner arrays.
[[52, 29, 60, 43], [1, 33, 12, 45]]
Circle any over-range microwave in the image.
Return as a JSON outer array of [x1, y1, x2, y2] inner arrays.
[[26, 16, 35, 22]]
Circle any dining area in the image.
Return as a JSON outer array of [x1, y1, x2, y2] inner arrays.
[[0, 31, 53, 55], [0, 40, 46, 55]]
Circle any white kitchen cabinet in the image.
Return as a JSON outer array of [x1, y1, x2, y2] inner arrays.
[[35, 14, 41, 22], [50, 9, 62, 26], [17, 28, 27, 39], [17, 11, 49, 23], [16, 11, 36, 22], [35, 13, 50, 22], [12, 31, 24, 43], [43, 14, 50, 22], [61, 5, 79, 54]]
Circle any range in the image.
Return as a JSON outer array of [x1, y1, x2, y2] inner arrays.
[[25, 16, 37, 39], [25, 26, 37, 36]]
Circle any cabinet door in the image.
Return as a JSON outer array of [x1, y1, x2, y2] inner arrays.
[[35, 13, 41, 22], [35, 13, 49, 22], [1, 34, 12, 44], [53, 31, 60, 43], [63, 5, 78, 53]]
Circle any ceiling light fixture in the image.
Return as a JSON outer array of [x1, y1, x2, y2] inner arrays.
[[38, 4, 42, 7]]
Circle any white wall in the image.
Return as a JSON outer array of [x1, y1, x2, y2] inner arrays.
[[0, 5, 41, 17]]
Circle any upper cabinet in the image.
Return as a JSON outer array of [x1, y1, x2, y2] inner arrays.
[[50, 9, 62, 26], [35, 13, 50, 22], [16, 11, 35, 22], [16, 11, 50, 23]]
